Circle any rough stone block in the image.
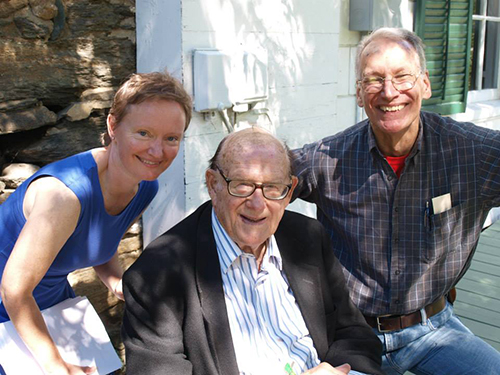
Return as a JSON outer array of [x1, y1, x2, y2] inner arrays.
[[81, 87, 116, 102], [0, 0, 28, 18], [0, 162, 39, 188], [14, 6, 53, 39], [0, 99, 39, 112], [0, 105, 57, 134], [29, 0, 58, 20], [0, 189, 14, 205], [4, 114, 106, 165], [117, 236, 142, 255], [58, 100, 113, 122], [126, 221, 141, 236]]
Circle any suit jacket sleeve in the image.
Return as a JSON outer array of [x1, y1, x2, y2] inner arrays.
[[121, 234, 194, 375], [320, 225, 383, 374]]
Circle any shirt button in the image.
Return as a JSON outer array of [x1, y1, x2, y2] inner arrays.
[[395, 300, 401, 304], [394, 207, 399, 212], [394, 237, 399, 243], [388, 175, 394, 181], [395, 270, 401, 275]]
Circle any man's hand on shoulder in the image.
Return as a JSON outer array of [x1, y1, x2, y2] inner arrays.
[[301, 362, 351, 374]]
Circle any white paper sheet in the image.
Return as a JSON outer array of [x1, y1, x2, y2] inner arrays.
[[431, 193, 452, 215], [0, 296, 122, 375]]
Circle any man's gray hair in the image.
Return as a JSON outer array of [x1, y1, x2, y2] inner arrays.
[[355, 27, 427, 80]]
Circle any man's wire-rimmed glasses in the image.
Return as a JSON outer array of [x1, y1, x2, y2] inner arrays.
[[215, 166, 292, 201], [357, 71, 422, 94]]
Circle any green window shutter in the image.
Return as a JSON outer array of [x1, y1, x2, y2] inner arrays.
[[415, 0, 473, 115]]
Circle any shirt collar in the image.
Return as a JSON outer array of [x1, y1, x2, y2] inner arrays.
[[264, 235, 283, 271], [211, 208, 282, 273], [367, 116, 423, 159]]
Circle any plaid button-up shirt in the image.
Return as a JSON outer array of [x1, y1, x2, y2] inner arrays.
[[292, 111, 500, 316]]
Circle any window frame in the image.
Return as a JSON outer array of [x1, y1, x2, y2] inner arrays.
[[468, 0, 500, 102]]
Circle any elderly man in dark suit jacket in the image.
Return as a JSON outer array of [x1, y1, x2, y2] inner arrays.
[[122, 128, 383, 375]]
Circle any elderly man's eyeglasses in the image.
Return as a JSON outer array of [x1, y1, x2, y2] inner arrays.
[[215, 166, 292, 201], [357, 72, 422, 94]]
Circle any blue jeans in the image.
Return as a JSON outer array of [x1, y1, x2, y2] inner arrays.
[[376, 302, 500, 375]]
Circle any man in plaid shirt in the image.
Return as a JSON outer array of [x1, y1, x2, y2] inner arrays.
[[292, 27, 500, 374]]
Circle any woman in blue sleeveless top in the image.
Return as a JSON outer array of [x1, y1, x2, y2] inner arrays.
[[0, 72, 192, 374]]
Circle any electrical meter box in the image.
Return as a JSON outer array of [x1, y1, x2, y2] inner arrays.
[[349, 0, 415, 31], [193, 50, 268, 112]]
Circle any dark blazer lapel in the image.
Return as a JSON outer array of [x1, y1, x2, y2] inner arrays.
[[195, 202, 239, 375], [275, 221, 329, 360]]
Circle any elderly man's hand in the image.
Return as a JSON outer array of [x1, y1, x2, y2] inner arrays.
[[301, 362, 351, 374]]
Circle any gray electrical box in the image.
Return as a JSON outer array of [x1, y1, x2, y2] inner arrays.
[[349, 0, 415, 32]]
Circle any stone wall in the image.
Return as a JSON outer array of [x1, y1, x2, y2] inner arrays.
[[0, 0, 135, 166], [0, 0, 137, 371]]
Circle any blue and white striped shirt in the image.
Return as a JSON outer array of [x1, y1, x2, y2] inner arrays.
[[212, 209, 320, 375]]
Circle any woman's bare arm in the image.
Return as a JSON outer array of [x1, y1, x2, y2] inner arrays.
[[0, 177, 95, 375]]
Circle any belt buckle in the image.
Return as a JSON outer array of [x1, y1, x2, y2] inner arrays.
[[376, 314, 393, 333]]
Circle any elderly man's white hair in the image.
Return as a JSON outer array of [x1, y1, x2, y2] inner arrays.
[[207, 127, 293, 177]]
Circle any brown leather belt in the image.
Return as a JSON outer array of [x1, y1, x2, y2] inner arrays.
[[364, 296, 447, 333]]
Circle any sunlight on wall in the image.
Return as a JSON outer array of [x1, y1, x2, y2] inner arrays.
[[182, 0, 342, 214]]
